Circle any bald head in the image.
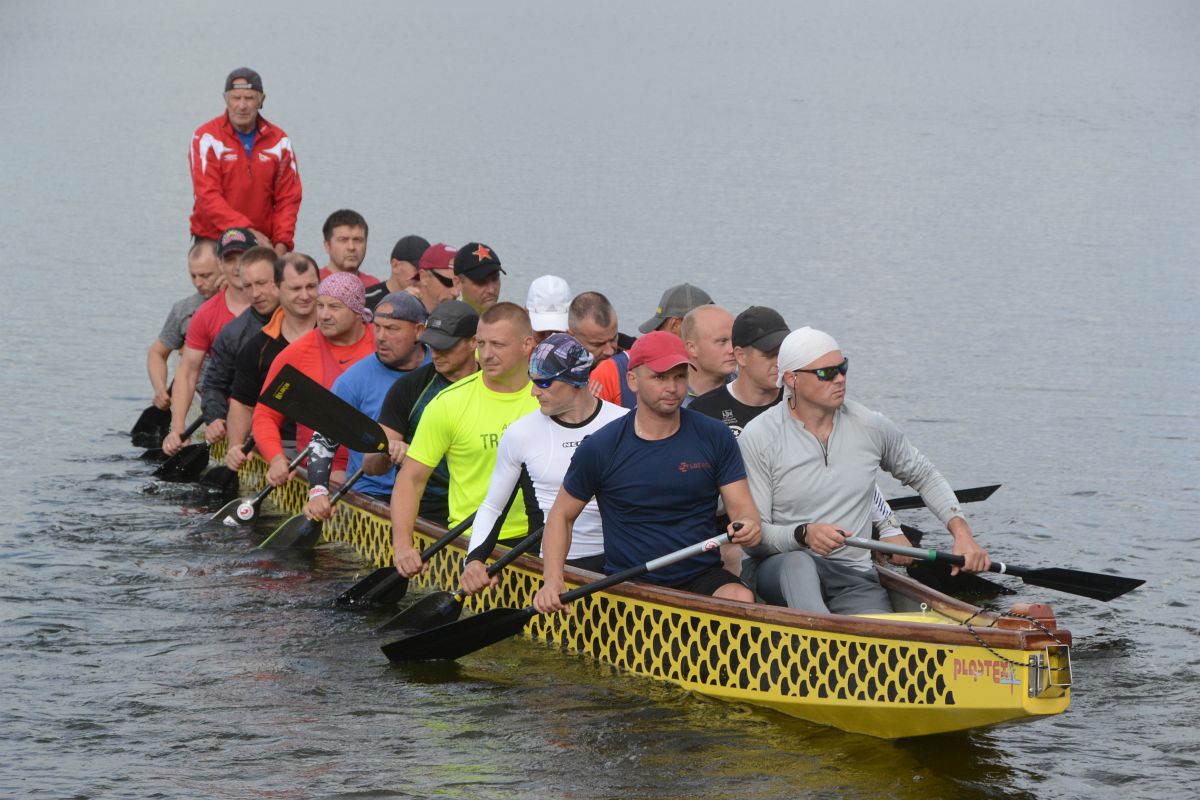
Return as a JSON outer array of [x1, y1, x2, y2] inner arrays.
[[682, 305, 736, 381]]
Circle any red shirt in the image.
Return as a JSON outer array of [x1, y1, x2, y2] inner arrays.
[[184, 288, 237, 352], [319, 266, 381, 288], [189, 113, 302, 250], [251, 325, 375, 468]]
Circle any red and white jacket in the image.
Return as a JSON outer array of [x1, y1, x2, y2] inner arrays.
[[188, 113, 302, 251]]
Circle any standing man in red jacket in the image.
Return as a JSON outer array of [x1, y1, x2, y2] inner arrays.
[[189, 68, 302, 256]]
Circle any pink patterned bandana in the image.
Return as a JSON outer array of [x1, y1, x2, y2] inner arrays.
[[318, 273, 372, 323]]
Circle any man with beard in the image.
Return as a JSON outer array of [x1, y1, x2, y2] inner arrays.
[[303, 292, 431, 520], [251, 273, 375, 486], [391, 303, 539, 576], [223, 252, 320, 471]]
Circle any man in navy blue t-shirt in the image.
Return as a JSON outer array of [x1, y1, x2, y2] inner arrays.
[[533, 331, 762, 611]]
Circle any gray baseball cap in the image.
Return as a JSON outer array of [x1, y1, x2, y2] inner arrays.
[[638, 283, 714, 334], [419, 300, 479, 350]]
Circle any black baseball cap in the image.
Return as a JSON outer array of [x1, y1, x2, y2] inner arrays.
[[217, 227, 257, 259], [419, 300, 480, 350], [390, 234, 430, 264], [453, 242, 505, 281], [732, 306, 789, 352], [224, 67, 263, 93]]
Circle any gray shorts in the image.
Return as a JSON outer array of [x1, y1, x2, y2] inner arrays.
[[745, 549, 892, 615]]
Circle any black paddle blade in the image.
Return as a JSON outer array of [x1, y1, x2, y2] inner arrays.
[[258, 514, 323, 549], [199, 466, 240, 494], [907, 561, 1015, 598], [1015, 567, 1145, 602], [336, 568, 409, 609], [381, 606, 535, 663], [140, 447, 167, 462], [211, 496, 262, 526], [377, 591, 464, 633], [153, 443, 211, 482], [887, 484, 1001, 511], [131, 405, 171, 446], [260, 365, 388, 454]]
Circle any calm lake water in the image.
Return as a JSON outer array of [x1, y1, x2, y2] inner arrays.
[[1, 2, 1197, 798]]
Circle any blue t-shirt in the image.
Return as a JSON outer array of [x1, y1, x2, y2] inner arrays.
[[563, 407, 746, 584], [332, 347, 431, 497]]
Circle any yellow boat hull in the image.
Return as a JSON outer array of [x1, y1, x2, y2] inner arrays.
[[230, 451, 1070, 738]]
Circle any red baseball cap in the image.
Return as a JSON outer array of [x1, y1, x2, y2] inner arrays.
[[418, 243, 457, 271], [627, 331, 690, 373]]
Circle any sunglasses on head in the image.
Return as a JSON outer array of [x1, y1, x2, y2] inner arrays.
[[792, 357, 849, 382], [427, 270, 454, 288]]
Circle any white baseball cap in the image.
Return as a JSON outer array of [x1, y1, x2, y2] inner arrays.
[[526, 275, 572, 333]]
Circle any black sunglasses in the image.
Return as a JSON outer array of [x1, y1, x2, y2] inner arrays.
[[792, 357, 849, 382], [426, 270, 455, 288], [530, 365, 576, 389]]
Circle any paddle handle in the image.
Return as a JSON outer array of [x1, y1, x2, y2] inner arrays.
[[179, 416, 205, 440], [486, 527, 546, 577], [418, 512, 478, 561], [844, 536, 1012, 576], [558, 532, 731, 605], [248, 445, 312, 504], [328, 466, 366, 505]]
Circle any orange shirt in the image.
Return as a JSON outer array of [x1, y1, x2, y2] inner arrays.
[[252, 325, 375, 464], [588, 357, 623, 405]]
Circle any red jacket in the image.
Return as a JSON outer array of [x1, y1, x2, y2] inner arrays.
[[189, 113, 302, 250]]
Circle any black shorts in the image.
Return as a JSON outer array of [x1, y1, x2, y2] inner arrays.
[[666, 566, 746, 597], [566, 553, 606, 573]]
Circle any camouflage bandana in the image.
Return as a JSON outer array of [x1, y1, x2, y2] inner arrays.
[[528, 332, 594, 387]]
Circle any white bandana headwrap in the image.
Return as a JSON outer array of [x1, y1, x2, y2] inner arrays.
[[776, 327, 841, 387]]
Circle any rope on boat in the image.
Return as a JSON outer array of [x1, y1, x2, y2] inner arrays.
[[928, 604, 1066, 668]]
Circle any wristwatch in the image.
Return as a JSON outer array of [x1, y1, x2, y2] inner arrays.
[[793, 523, 809, 548]]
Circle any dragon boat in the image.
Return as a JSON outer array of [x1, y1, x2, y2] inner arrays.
[[223, 448, 1072, 739]]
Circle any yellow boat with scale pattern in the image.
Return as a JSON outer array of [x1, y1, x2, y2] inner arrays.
[[230, 451, 1071, 739]]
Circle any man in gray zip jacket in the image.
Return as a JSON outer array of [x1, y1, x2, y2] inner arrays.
[[737, 326, 990, 614]]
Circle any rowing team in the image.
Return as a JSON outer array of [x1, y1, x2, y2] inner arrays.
[[148, 211, 991, 617]]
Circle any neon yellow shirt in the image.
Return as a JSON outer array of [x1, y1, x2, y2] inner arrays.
[[406, 372, 540, 541]]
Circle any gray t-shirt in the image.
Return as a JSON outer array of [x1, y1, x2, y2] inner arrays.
[[157, 293, 205, 350]]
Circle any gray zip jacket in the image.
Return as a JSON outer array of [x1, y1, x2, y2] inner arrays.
[[738, 399, 965, 571]]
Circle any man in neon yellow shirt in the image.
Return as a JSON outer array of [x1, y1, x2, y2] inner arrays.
[[391, 302, 540, 576]]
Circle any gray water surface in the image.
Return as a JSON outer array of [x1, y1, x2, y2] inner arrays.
[[1, 2, 1197, 798]]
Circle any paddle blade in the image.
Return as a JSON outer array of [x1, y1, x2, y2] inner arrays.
[[153, 443, 211, 482], [259, 514, 324, 549], [260, 365, 388, 454], [131, 404, 171, 446], [381, 607, 535, 663], [199, 466, 240, 494], [210, 496, 259, 526], [140, 448, 167, 462], [1015, 567, 1145, 602], [887, 484, 1001, 511], [377, 591, 464, 633], [336, 568, 409, 609]]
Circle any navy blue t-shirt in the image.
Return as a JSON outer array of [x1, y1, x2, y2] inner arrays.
[[563, 408, 746, 584]]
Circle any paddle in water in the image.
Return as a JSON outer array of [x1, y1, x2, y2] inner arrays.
[[377, 526, 546, 633], [885, 484, 1001, 512], [336, 512, 479, 610], [842, 536, 1144, 601], [210, 445, 310, 527], [198, 434, 255, 494], [130, 403, 172, 449], [381, 529, 735, 663], [258, 467, 366, 549], [153, 417, 208, 482]]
